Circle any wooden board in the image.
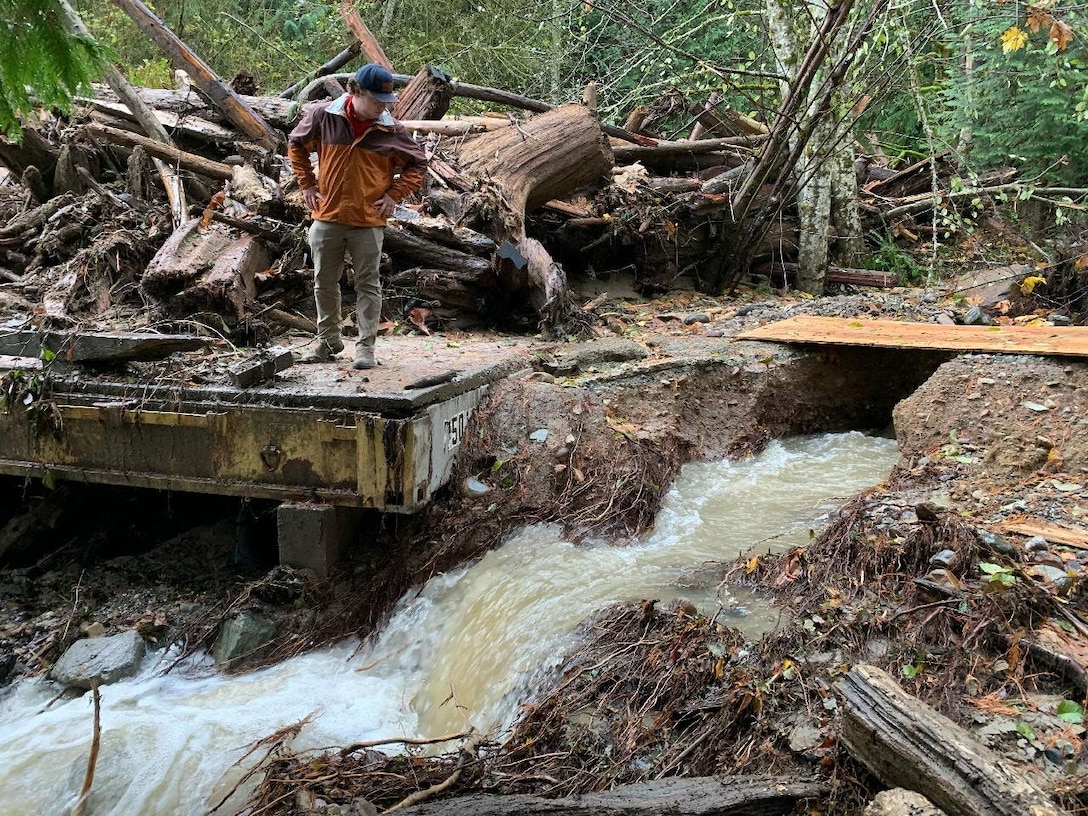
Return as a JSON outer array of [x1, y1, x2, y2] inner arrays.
[[736, 316, 1088, 358], [999, 517, 1088, 550]]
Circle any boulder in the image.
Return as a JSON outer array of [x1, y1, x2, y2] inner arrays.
[[51, 630, 146, 689], [212, 611, 277, 669]]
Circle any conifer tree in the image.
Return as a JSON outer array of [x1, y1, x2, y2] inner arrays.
[[0, 0, 103, 138]]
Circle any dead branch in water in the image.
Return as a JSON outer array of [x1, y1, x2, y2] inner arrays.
[[70, 681, 102, 816]]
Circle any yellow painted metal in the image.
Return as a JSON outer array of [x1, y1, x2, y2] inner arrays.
[[736, 316, 1088, 357], [0, 399, 368, 505], [0, 384, 487, 510]]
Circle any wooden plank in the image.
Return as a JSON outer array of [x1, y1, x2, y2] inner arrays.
[[736, 315, 1088, 358], [998, 518, 1088, 549]]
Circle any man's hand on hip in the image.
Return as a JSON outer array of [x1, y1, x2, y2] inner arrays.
[[303, 187, 322, 210], [374, 194, 396, 218]]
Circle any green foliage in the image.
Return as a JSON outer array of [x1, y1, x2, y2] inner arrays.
[[935, 3, 1088, 182], [865, 231, 924, 285], [570, 0, 770, 126], [127, 57, 173, 89], [1057, 699, 1084, 724], [0, 0, 105, 138], [74, 0, 343, 94], [979, 560, 1016, 588]]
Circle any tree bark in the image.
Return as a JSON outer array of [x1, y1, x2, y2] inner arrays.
[[338, 0, 392, 68], [392, 776, 828, 816], [456, 103, 613, 238], [85, 123, 234, 180], [837, 664, 1067, 816], [141, 218, 268, 319], [393, 65, 455, 121]]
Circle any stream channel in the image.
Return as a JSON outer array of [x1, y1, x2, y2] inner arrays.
[[0, 431, 899, 816]]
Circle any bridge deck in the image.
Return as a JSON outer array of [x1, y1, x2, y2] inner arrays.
[[0, 335, 533, 511]]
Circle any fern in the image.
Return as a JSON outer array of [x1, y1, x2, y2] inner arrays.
[[0, 0, 105, 138]]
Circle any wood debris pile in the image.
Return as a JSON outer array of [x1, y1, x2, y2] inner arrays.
[[2, 4, 1038, 349]]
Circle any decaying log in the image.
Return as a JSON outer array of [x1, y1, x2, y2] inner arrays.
[[112, 0, 280, 151], [0, 128, 60, 186], [384, 224, 494, 275], [392, 775, 828, 816], [91, 87, 303, 132], [497, 237, 568, 326], [614, 136, 762, 165], [0, 194, 78, 241], [85, 123, 234, 181], [393, 65, 455, 121], [0, 330, 207, 363], [753, 262, 897, 289], [837, 664, 1067, 816], [142, 218, 269, 319], [85, 100, 238, 144], [392, 209, 496, 256]]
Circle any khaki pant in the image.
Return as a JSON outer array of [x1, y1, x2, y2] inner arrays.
[[307, 220, 383, 347]]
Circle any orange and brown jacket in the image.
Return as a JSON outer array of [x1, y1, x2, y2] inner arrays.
[[287, 95, 427, 228]]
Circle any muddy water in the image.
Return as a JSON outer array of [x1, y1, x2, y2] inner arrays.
[[0, 432, 897, 816]]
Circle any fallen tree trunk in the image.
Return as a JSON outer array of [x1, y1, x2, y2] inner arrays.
[[111, 0, 281, 151], [837, 664, 1067, 816], [446, 103, 613, 329], [277, 41, 361, 100], [85, 123, 234, 181], [393, 775, 828, 816]]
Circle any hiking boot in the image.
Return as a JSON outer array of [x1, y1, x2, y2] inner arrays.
[[295, 338, 344, 363], [352, 343, 376, 370]]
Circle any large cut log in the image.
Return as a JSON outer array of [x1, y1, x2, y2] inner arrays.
[[837, 664, 1067, 816], [392, 775, 828, 816], [449, 103, 612, 329], [141, 218, 269, 319], [456, 103, 613, 239], [111, 0, 280, 151]]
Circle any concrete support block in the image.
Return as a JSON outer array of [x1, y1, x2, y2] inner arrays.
[[276, 502, 361, 577]]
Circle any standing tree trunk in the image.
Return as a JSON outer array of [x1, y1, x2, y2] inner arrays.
[[765, 0, 866, 294]]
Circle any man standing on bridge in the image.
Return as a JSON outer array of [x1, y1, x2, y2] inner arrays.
[[287, 63, 427, 369]]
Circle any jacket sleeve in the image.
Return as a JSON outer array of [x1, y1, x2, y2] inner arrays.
[[385, 125, 428, 202], [287, 106, 322, 191]]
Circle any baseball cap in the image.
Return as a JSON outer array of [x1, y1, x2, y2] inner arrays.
[[354, 63, 398, 103]]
